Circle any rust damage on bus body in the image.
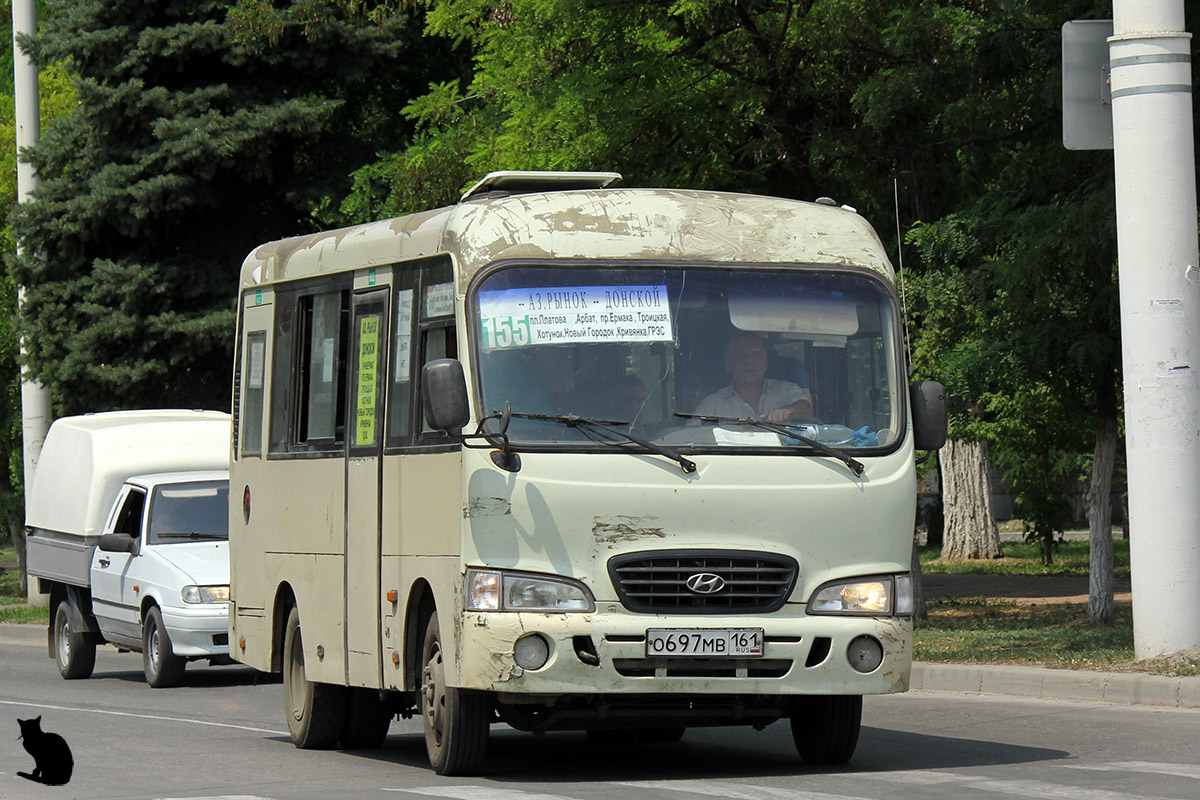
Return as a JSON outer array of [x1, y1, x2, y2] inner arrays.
[[874, 616, 912, 693], [591, 515, 666, 546]]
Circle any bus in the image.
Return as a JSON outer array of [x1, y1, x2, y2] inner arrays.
[[228, 171, 946, 775]]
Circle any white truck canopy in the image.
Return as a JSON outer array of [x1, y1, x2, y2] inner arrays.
[[26, 410, 231, 539]]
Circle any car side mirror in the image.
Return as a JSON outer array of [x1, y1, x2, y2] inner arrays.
[[910, 380, 948, 451], [422, 358, 470, 431], [98, 532, 137, 554]]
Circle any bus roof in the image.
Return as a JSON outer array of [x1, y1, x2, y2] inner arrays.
[[239, 184, 895, 291]]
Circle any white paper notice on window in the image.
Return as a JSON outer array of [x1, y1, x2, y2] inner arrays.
[[395, 289, 414, 382], [248, 339, 265, 390], [322, 338, 335, 383], [713, 428, 780, 446], [425, 282, 454, 318], [477, 285, 673, 350]]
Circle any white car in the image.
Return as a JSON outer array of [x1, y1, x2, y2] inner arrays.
[[88, 470, 231, 687]]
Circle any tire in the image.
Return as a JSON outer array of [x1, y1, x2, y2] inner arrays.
[[790, 695, 862, 764], [419, 613, 490, 775], [53, 599, 96, 680], [282, 606, 346, 749], [143, 605, 186, 688], [340, 687, 392, 749]]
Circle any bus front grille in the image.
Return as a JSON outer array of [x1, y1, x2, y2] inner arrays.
[[607, 550, 798, 614]]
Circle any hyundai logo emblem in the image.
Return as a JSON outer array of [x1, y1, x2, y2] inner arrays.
[[685, 572, 727, 594]]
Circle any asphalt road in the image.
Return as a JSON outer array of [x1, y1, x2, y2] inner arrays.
[[1, 624, 1198, 800]]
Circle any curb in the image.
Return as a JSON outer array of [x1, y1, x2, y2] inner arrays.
[[0, 621, 45, 645], [912, 661, 1200, 709]]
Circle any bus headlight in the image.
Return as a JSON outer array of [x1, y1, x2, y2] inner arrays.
[[181, 585, 230, 604], [807, 574, 912, 617], [466, 569, 595, 612]]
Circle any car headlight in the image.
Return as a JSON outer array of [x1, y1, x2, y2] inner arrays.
[[181, 585, 231, 604], [465, 569, 594, 612], [808, 574, 912, 616]]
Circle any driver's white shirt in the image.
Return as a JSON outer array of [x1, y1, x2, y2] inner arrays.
[[694, 379, 805, 419]]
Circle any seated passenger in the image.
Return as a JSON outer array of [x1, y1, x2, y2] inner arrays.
[[695, 331, 813, 423]]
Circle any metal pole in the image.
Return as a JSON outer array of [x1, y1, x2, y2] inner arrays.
[[1110, 0, 1200, 658], [12, 0, 53, 604]]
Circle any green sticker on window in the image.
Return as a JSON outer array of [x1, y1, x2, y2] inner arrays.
[[355, 316, 381, 446]]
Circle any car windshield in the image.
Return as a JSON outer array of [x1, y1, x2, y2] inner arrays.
[[147, 481, 230, 544], [473, 264, 901, 452]]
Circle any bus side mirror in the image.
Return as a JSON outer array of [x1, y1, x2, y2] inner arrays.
[[422, 359, 470, 431], [910, 380, 947, 451]]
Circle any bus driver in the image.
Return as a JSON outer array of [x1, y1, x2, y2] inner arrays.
[[695, 331, 813, 422]]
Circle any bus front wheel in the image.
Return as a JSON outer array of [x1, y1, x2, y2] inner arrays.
[[283, 606, 346, 749], [790, 695, 862, 764], [419, 613, 489, 775]]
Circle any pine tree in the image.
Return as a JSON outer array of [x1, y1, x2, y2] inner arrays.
[[8, 0, 437, 413]]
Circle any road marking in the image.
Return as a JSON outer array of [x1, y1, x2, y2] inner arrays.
[[1061, 761, 1200, 781], [0, 698, 287, 736], [882, 769, 1182, 800], [156, 796, 279, 800], [383, 788, 575, 800], [617, 781, 874, 800]]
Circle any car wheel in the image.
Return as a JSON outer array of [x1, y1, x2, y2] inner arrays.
[[143, 605, 186, 688], [54, 599, 96, 680]]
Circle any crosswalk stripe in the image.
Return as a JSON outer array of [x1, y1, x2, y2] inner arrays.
[[616, 780, 875, 800], [383, 787, 576, 800], [883, 770, 1183, 800], [1061, 761, 1200, 781]]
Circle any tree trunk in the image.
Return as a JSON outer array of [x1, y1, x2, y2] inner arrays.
[[910, 538, 927, 623], [940, 438, 1003, 560], [10, 520, 28, 596], [1087, 416, 1118, 625]]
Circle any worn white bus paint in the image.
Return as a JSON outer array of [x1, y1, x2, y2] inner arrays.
[[228, 172, 946, 775]]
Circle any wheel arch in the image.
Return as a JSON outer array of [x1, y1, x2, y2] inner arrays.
[[404, 578, 436, 692], [272, 582, 298, 674]]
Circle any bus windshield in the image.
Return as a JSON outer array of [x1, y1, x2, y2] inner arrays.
[[473, 264, 901, 451]]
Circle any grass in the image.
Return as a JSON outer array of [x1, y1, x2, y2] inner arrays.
[[0, 544, 50, 625], [916, 533, 1200, 677], [919, 537, 1131, 578]]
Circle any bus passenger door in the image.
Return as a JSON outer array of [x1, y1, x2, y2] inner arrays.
[[345, 288, 389, 688]]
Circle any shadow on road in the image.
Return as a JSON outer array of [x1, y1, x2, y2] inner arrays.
[[336, 722, 1068, 781]]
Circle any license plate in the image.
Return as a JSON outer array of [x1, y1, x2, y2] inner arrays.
[[645, 628, 764, 658]]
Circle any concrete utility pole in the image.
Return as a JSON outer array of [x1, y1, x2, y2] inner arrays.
[[1110, 0, 1200, 658], [12, 0, 53, 603]]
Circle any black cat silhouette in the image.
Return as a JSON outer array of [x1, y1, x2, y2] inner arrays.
[[17, 716, 73, 786]]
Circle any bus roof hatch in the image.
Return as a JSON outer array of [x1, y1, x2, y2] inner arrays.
[[459, 171, 623, 203]]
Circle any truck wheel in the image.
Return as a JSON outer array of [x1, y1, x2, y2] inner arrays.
[[143, 605, 186, 688], [283, 606, 346, 749], [790, 695, 862, 764], [419, 613, 490, 775], [340, 687, 392, 749], [54, 599, 96, 680]]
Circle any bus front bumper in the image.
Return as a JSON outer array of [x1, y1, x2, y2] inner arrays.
[[456, 603, 911, 698]]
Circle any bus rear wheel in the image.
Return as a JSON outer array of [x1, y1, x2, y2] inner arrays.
[[419, 613, 489, 775], [283, 606, 346, 749], [790, 695, 862, 764]]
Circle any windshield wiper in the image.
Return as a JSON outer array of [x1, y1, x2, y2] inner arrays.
[[156, 532, 227, 540], [674, 412, 864, 477], [510, 411, 697, 474]]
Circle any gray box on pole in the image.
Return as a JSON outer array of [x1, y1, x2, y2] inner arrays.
[[1063, 19, 1115, 150]]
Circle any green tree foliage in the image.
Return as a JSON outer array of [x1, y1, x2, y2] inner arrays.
[[8, 0, 443, 413]]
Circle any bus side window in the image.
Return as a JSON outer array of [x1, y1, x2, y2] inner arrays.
[[241, 331, 266, 457]]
